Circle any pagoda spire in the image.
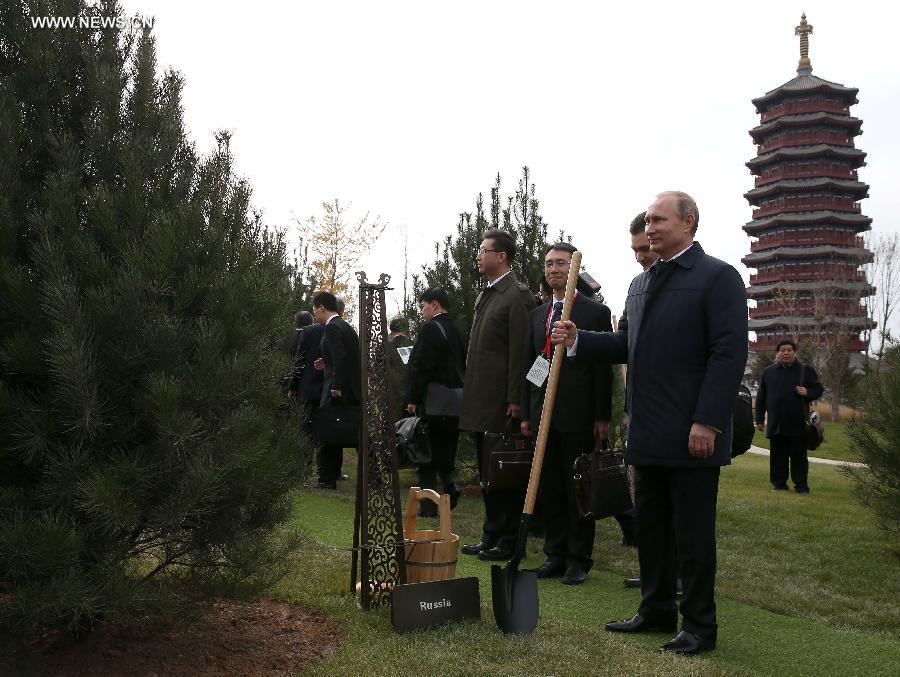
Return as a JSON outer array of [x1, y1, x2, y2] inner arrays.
[[795, 12, 814, 75]]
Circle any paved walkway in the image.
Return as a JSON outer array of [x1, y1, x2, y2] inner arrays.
[[747, 444, 867, 468]]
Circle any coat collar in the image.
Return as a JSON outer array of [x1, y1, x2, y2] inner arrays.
[[669, 241, 704, 270], [486, 270, 518, 293]]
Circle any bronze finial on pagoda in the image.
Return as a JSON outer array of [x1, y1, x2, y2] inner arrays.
[[795, 12, 814, 74]]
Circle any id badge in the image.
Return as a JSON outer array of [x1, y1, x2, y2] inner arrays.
[[526, 355, 551, 387]]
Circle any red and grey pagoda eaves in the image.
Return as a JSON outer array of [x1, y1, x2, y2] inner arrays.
[[743, 13, 874, 353]]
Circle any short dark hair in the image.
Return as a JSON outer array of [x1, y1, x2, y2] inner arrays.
[[776, 338, 798, 352], [389, 318, 405, 333], [295, 311, 314, 328], [420, 287, 451, 312], [544, 242, 577, 256], [629, 211, 647, 235], [336, 297, 345, 316], [482, 228, 516, 261], [312, 291, 338, 313]]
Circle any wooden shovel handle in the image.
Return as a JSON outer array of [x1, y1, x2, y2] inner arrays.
[[404, 486, 451, 540], [523, 251, 582, 516]]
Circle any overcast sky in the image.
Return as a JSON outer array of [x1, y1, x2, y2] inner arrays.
[[121, 0, 900, 336]]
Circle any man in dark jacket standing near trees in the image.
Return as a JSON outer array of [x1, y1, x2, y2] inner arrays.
[[552, 191, 748, 655], [405, 288, 467, 516], [521, 243, 620, 585], [312, 291, 361, 489], [755, 339, 824, 493], [459, 229, 537, 561]]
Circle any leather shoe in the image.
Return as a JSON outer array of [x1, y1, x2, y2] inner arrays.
[[605, 612, 677, 633], [315, 481, 337, 490], [660, 630, 715, 655], [623, 577, 641, 588], [534, 560, 566, 578], [771, 484, 789, 491], [477, 546, 512, 561], [461, 541, 490, 556], [562, 564, 587, 585]]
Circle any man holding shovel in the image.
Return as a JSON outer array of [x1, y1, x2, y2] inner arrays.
[[552, 192, 747, 655]]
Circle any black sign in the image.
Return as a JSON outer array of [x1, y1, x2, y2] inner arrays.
[[391, 577, 481, 633]]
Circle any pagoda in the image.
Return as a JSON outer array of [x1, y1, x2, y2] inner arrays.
[[743, 14, 874, 353]]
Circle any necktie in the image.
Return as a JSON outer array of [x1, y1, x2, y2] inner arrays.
[[549, 301, 563, 335]]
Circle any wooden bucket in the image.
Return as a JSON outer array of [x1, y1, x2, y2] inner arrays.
[[403, 487, 459, 584]]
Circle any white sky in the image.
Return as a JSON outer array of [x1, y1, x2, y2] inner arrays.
[[121, 0, 900, 335]]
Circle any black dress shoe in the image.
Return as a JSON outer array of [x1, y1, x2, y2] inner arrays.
[[477, 546, 512, 561], [337, 473, 350, 481], [795, 486, 810, 494], [461, 541, 490, 556], [771, 484, 789, 491], [660, 630, 715, 655], [605, 612, 677, 633], [562, 564, 587, 585], [534, 560, 566, 578], [315, 481, 337, 490], [623, 577, 641, 588]]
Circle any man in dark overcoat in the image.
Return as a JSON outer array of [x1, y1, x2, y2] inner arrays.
[[521, 242, 615, 585], [458, 228, 536, 560], [552, 191, 748, 655], [755, 339, 824, 493], [405, 288, 468, 516], [312, 291, 361, 489]]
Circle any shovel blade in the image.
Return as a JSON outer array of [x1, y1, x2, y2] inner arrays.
[[491, 564, 539, 635]]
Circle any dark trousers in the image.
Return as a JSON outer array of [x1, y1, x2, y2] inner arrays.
[[770, 435, 808, 489], [474, 432, 525, 551], [539, 429, 596, 569], [634, 465, 720, 641], [305, 400, 345, 485], [416, 416, 460, 493]]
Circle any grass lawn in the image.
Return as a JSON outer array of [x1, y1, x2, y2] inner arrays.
[[751, 418, 859, 463], [277, 453, 900, 676]]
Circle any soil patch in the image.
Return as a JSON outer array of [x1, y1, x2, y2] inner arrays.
[[6, 599, 340, 676]]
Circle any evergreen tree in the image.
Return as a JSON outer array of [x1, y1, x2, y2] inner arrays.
[[844, 340, 900, 536], [403, 168, 559, 338], [0, 2, 308, 633]]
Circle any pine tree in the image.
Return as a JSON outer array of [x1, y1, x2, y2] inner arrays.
[[844, 340, 900, 536], [403, 168, 559, 338], [0, 2, 309, 633]]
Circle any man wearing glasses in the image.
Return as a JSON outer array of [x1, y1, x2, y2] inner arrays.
[[459, 229, 537, 561]]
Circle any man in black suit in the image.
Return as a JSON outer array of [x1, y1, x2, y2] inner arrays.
[[405, 288, 467, 516], [755, 339, 824, 493], [312, 291, 361, 489], [520, 243, 615, 585], [552, 191, 748, 655]]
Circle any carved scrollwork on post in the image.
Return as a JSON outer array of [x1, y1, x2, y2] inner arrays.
[[351, 271, 406, 609]]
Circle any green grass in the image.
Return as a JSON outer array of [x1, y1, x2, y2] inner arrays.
[[751, 418, 859, 463], [276, 454, 900, 676]]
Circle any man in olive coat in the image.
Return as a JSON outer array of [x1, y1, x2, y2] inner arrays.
[[459, 228, 537, 560]]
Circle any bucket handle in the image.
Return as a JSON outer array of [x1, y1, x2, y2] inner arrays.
[[405, 487, 451, 541]]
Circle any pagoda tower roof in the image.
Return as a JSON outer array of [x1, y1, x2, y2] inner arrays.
[[743, 209, 872, 233], [749, 315, 875, 330], [746, 280, 874, 298], [752, 74, 859, 109], [750, 112, 863, 139], [742, 244, 873, 265], [744, 177, 869, 201], [746, 144, 867, 170]]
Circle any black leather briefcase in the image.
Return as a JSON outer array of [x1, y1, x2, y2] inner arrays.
[[481, 432, 534, 492], [572, 439, 633, 520], [311, 405, 360, 448]]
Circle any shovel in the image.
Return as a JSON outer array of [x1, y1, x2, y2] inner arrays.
[[491, 250, 582, 635]]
